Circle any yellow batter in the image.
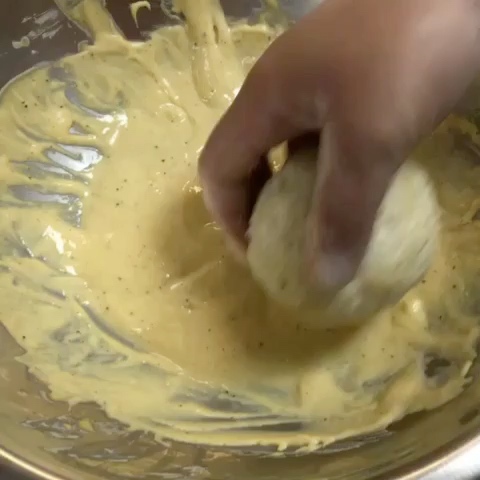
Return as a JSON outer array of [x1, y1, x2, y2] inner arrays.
[[0, 0, 479, 453]]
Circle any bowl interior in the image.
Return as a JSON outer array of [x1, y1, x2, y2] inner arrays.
[[2, 1, 480, 479]]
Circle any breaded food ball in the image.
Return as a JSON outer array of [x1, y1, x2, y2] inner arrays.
[[247, 147, 439, 328]]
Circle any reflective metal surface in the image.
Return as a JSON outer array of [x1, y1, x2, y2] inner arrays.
[[2, 1, 480, 479]]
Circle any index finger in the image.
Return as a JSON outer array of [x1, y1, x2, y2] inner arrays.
[[198, 52, 307, 250]]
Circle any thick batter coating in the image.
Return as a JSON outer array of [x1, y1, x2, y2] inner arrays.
[[0, 0, 477, 454], [248, 146, 440, 327]]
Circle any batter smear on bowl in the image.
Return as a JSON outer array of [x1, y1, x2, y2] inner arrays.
[[0, 0, 479, 453]]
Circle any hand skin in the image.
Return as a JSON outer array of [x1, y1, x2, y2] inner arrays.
[[198, 0, 480, 290]]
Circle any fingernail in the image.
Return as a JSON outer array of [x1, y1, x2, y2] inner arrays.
[[306, 216, 356, 291], [315, 250, 356, 291]]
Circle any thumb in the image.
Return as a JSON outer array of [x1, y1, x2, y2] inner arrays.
[[308, 121, 402, 290]]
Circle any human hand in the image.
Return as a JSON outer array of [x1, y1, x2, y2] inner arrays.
[[199, 0, 480, 289]]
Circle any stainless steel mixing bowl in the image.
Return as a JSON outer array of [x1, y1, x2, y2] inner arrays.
[[3, 1, 480, 479]]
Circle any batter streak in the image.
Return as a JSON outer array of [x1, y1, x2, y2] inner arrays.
[[0, 0, 479, 452]]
